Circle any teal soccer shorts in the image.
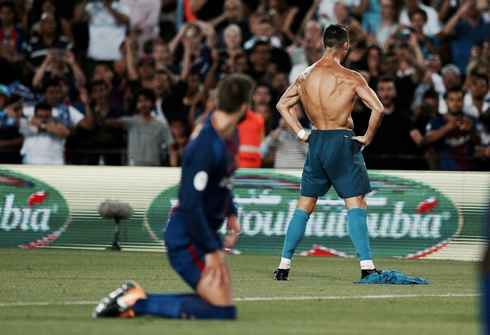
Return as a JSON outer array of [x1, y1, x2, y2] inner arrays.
[[300, 129, 371, 199]]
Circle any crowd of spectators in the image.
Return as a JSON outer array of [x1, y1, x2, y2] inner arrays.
[[0, 0, 489, 171]]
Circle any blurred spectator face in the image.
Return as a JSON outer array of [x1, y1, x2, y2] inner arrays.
[[42, 1, 56, 13], [0, 5, 14, 25], [381, 54, 399, 75], [224, 0, 242, 21], [40, 12, 57, 36], [272, 72, 288, 94], [445, 91, 463, 114], [93, 64, 115, 87], [43, 85, 62, 107], [426, 54, 441, 72], [257, 21, 274, 39], [469, 76, 488, 100], [252, 85, 272, 106], [186, 73, 201, 95], [403, 0, 418, 11], [136, 94, 153, 115], [152, 43, 169, 64], [483, 40, 490, 60], [34, 108, 52, 123], [395, 43, 411, 60], [183, 25, 202, 52], [304, 21, 323, 41], [152, 72, 170, 96], [170, 119, 188, 138], [0, 94, 9, 109], [442, 69, 461, 88], [410, 12, 425, 33], [376, 81, 397, 106], [137, 61, 155, 80], [224, 27, 242, 50], [254, 102, 271, 120], [305, 39, 324, 65], [90, 83, 109, 104], [367, 47, 381, 70], [334, 3, 350, 24], [380, 0, 396, 20], [464, 2, 479, 20], [233, 54, 248, 73], [421, 96, 439, 118], [250, 44, 270, 67]]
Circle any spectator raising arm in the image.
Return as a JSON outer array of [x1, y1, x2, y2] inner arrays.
[[101, 0, 129, 24]]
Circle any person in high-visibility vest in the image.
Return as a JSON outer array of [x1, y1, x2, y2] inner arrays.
[[237, 108, 264, 168]]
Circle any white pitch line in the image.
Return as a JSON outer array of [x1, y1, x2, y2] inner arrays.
[[234, 293, 480, 301], [0, 294, 479, 308]]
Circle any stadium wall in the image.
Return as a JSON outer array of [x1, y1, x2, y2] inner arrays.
[[0, 166, 488, 261]]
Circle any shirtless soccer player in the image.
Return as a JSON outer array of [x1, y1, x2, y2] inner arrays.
[[273, 24, 384, 281]]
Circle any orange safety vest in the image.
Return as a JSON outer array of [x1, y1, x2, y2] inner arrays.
[[237, 110, 264, 168]]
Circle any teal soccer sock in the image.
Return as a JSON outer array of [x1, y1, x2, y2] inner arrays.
[[347, 208, 372, 261], [281, 209, 310, 259]]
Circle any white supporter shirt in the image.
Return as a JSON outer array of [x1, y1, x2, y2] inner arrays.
[[19, 119, 66, 165], [317, 0, 361, 28], [86, 1, 131, 61], [121, 0, 161, 56], [399, 3, 442, 36], [23, 105, 84, 127]]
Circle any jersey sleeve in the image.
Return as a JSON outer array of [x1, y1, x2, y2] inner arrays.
[[179, 134, 222, 253]]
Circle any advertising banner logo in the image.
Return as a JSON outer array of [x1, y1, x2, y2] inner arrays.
[[146, 170, 463, 257], [0, 169, 70, 248]]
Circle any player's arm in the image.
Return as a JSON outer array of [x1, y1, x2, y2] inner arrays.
[[179, 139, 222, 253], [223, 195, 241, 248], [352, 74, 384, 151], [276, 81, 308, 142]]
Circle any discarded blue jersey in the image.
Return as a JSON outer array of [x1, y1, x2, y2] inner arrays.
[[164, 114, 238, 254], [354, 269, 429, 284]]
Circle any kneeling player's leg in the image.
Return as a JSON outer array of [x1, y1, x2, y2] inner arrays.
[[278, 196, 317, 270], [344, 196, 374, 270], [132, 247, 236, 319]]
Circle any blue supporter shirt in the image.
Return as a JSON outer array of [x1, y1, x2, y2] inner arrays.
[[426, 114, 479, 170], [164, 114, 238, 253]]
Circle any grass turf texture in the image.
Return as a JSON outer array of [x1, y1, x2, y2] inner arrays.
[[0, 249, 481, 334]]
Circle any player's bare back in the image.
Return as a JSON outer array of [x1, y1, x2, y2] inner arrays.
[[296, 61, 362, 131]]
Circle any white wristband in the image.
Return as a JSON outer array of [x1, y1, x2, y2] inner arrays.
[[297, 129, 306, 140]]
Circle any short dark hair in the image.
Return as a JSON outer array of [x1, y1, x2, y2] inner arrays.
[[35, 102, 52, 115], [216, 74, 255, 113], [134, 87, 156, 104], [409, 8, 427, 22], [444, 86, 463, 100], [423, 89, 439, 100], [42, 78, 61, 93], [377, 76, 396, 85], [322, 24, 349, 50], [473, 73, 489, 86]]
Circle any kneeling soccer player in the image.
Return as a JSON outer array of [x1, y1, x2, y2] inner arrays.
[[92, 74, 255, 320]]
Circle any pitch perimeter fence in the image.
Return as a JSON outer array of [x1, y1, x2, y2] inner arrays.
[[0, 165, 488, 261]]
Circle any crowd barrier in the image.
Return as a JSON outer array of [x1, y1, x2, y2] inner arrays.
[[0, 165, 488, 261]]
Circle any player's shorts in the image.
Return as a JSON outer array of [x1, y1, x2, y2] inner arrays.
[[167, 243, 205, 290], [301, 129, 371, 199]]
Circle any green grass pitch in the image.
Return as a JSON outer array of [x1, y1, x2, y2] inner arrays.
[[0, 249, 481, 334]]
